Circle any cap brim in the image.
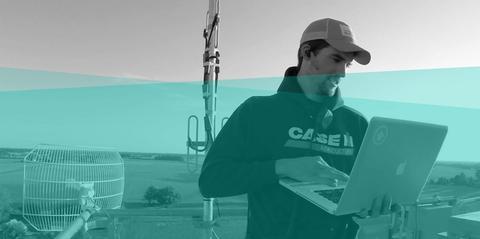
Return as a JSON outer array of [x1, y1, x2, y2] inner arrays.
[[326, 39, 371, 65]]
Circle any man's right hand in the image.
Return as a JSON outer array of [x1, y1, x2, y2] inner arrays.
[[275, 156, 349, 186]]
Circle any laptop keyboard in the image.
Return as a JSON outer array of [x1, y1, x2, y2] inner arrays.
[[313, 188, 344, 204]]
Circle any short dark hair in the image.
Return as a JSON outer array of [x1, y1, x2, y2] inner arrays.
[[297, 39, 330, 67]]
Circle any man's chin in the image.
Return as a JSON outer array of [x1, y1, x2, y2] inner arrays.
[[321, 89, 336, 97]]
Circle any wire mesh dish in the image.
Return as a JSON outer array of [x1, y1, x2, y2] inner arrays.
[[22, 144, 124, 231]]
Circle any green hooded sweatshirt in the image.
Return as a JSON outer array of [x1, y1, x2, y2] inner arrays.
[[199, 67, 369, 239]]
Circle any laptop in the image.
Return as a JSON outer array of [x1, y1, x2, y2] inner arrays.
[[279, 116, 448, 216]]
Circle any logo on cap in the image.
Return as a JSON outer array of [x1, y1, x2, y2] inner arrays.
[[339, 24, 354, 39]]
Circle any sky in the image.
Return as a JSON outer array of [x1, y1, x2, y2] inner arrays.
[[0, 0, 479, 161], [1, 0, 479, 82]]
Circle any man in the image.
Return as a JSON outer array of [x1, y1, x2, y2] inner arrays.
[[199, 18, 386, 239]]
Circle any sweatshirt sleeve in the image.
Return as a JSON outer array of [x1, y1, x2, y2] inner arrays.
[[198, 98, 279, 198]]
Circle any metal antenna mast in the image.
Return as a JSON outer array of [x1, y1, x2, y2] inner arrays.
[[186, 0, 220, 238], [187, 0, 220, 157]]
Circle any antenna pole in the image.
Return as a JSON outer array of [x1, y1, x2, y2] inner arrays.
[[201, 0, 219, 238]]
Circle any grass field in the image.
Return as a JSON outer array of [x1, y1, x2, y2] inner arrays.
[[1, 157, 479, 206], [0, 156, 246, 207], [0, 156, 247, 238], [2, 155, 480, 239]]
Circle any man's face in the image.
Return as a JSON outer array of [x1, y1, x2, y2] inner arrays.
[[298, 46, 354, 97]]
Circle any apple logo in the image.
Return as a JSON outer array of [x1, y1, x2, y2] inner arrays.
[[396, 161, 407, 175], [373, 125, 388, 145]]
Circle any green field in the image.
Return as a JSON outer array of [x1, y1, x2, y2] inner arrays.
[[2, 156, 480, 238], [0, 156, 246, 207], [1, 156, 479, 207]]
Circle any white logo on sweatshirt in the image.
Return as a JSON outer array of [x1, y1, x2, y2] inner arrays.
[[285, 126, 355, 155], [288, 127, 354, 147]]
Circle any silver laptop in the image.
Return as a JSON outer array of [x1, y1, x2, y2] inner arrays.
[[279, 116, 448, 216]]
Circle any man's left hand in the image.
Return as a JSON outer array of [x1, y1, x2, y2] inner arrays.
[[356, 194, 394, 219]]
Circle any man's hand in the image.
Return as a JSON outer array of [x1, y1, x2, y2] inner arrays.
[[355, 194, 400, 219], [353, 194, 401, 239], [275, 156, 349, 187]]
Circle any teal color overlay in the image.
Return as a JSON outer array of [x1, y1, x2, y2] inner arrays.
[[0, 66, 479, 161]]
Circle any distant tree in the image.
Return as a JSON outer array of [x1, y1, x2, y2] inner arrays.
[[154, 154, 184, 161], [155, 186, 181, 207], [0, 188, 12, 223], [144, 186, 158, 205], [0, 219, 28, 239], [467, 177, 476, 187], [436, 177, 449, 185], [144, 186, 181, 207], [452, 173, 468, 186]]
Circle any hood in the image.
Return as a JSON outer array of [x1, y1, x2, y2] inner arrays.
[[276, 66, 344, 112]]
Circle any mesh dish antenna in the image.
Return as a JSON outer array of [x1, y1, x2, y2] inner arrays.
[[22, 144, 124, 231]]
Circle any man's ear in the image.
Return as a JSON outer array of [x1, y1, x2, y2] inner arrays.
[[300, 44, 312, 59]]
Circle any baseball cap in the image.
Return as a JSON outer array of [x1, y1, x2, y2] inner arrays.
[[300, 18, 371, 65]]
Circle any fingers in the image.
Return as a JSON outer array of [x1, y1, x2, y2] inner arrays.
[[316, 156, 329, 166], [330, 178, 339, 187], [369, 196, 382, 217], [315, 161, 350, 181], [368, 194, 393, 217], [356, 208, 369, 218], [289, 156, 349, 184], [317, 169, 349, 183], [381, 194, 392, 214], [318, 178, 341, 187], [311, 177, 339, 187], [327, 167, 350, 182], [390, 203, 401, 213], [334, 171, 350, 182], [356, 195, 396, 221], [312, 178, 337, 187]]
